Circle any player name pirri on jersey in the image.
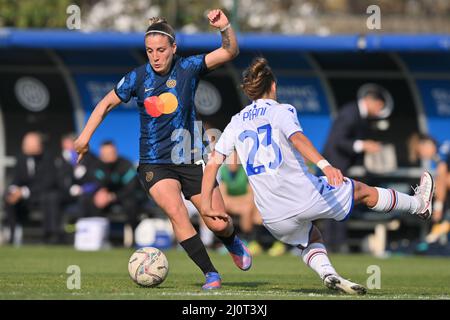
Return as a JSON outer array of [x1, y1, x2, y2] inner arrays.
[[242, 105, 267, 121]]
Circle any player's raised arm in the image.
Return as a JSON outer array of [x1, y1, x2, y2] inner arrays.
[[74, 90, 122, 163], [204, 9, 239, 70], [289, 132, 344, 187], [201, 151, 229, 220]]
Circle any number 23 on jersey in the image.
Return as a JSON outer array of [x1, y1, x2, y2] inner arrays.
[[238, 123, 283, 176]]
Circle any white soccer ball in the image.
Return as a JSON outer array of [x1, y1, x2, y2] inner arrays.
[[128, 247, 169, 287]]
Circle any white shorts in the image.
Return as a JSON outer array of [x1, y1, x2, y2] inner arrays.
[[263, 177, 355, 248]]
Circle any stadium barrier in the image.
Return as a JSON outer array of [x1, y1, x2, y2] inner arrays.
[[1, 30, 449, 250]]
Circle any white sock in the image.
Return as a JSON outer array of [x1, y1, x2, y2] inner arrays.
[[370, 187, 420, 214], [301, 242, 337, 280]]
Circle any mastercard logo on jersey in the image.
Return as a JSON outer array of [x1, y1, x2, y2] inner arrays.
[[144, 92, 178, 117]]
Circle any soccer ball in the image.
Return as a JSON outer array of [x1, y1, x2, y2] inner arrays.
[[128, 247, 169, 287]]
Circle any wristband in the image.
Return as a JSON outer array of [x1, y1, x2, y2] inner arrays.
[[317, 159, 331, 170], [220, 23, 231, 32]]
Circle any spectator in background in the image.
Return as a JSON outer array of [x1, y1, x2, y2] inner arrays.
[[433, 145, 450, 222], [51, 133, 99, 242], [405, 133, 449, 247], [407, 133, 439, 171], [321, 85, 388, 253], [406, 135, 449, 226], [3, 131, 55, 244], [425, 144, 450, 243], [84, 141, 139, 233], [323, 86, 387, 173]]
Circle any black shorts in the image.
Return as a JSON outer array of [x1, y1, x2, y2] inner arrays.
[[137, 163, 218, 200]]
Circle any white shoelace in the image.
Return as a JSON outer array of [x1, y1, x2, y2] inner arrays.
[[411, 184, 422, 195]]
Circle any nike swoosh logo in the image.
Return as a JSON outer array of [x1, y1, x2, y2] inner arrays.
[[144, 88, 153, 92]]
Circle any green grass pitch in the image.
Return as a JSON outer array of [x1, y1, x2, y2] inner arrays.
[[0, 246, 449, 300]]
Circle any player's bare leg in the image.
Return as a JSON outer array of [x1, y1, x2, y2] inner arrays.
[[149, 179, 221, 289], [352, 171, 435, 220], [299, 226, 367, 295], [150, 179, 196, 241], [191, 187, 233, 236], [191, 187, 252, 271]]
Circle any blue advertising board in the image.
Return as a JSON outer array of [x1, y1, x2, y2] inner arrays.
[[416, 79, 450, 145]]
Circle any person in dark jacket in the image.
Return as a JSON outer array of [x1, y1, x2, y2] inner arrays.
[[51, 133, 99, 242], [322, 88, 386, 173], [4, 131, 55, 244], [85, 141, 139, 230], [321, 86, 387, 252]]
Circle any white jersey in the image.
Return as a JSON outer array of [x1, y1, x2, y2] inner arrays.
[[215, 98, 338, 223]]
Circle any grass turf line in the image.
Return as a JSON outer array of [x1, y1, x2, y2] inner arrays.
[[0, 246, 449, 300]]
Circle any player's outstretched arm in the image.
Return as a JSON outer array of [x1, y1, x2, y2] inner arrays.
[[204, 9, 239, 70], [290, 132, 344, 186], [74, 90, 121, 163], [201, 151, 230, 220]]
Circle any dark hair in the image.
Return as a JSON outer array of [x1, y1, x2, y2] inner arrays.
[[100, 140, 116, 147], [145, 17, 175, 45], [61, 132, 76, 141], [241, 57, 276, 101], [408, 132, 438, 163], [417, 133, 437, 146]]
